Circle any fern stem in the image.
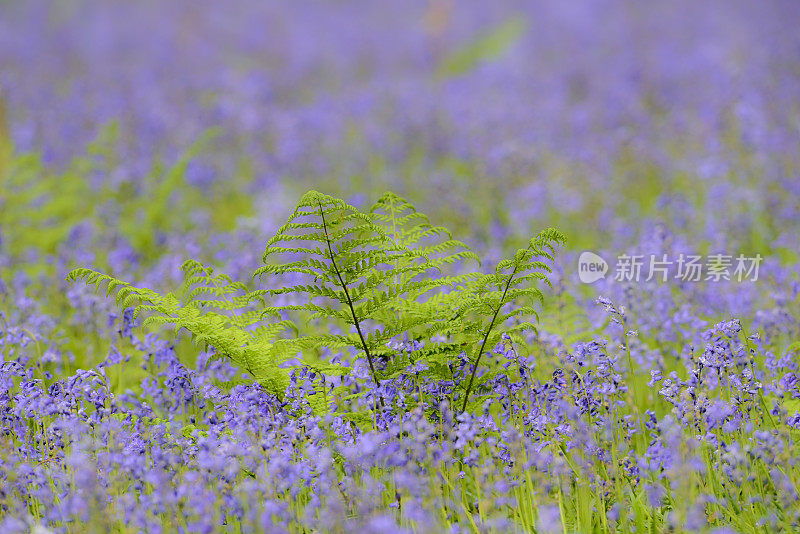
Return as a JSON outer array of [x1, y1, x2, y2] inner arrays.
[[318, 201, 384, 396], [460, 255, 522, 415]]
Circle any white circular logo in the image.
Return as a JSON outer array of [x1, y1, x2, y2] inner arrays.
[[578, 251, 608, 284]]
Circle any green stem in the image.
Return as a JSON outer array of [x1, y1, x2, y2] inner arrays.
[[318, 201, 384, 408], [460, 255, 522, 414]]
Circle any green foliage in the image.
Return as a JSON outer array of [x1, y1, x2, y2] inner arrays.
[[67, 261, 298, 397], [255, 191, 484, 386], [0, 94, 12, 180], [437, 16, 527, 78], [116, 129, 217, 254], [0, 150, 94, 269], [454, 227, 566, 412], [68, 190, 564, 416], [0, 123, 252, 278]]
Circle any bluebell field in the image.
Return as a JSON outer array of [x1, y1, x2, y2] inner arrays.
[[1, 1, 800, 532]]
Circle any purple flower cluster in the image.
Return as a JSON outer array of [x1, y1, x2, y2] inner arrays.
[[2, 0, 799, 265], [2, 298, 799, 531], [2, 0, 800, 531]]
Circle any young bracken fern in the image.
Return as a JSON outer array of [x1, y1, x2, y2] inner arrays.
[[67, 260, 299, 397], [254, 191, 479, 393], [255, 190, 403, 393], [455, 228, 566, 413], [367, 192, 482, 362], [67, 190, 564, 418]]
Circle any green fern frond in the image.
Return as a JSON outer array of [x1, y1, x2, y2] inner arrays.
[[67, 264, 297, 397], [66, 190, 565, 421], [457, 227, 566, 413]]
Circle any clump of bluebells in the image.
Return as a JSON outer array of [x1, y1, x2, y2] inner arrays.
[[2, 1, 800, 532], [2, 293, 800, 533]]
